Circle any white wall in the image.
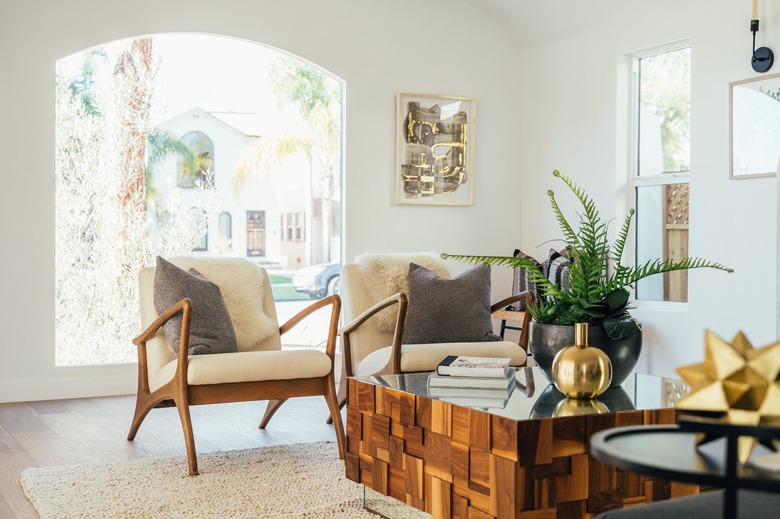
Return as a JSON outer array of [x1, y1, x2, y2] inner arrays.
[[522, 0, 779, 378], [0, 0, 524, 401]]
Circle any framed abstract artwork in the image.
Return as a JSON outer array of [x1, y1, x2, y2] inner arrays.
[[730, 73, 780, 178], [396, 93, 475, 205]]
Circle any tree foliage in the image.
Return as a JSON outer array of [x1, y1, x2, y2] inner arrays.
[[235, 57, 341, 197], [640, 48, 691, 173], [55, 40, 215, 366], [234, 56, 342, 263]]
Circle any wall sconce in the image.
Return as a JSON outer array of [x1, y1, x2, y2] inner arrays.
[[751, 1, 774, 73]]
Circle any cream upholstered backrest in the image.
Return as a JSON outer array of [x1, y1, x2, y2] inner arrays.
[[138, 257, 281, 380], [340, 264, 394, 375], [341, 253, 449, 375]]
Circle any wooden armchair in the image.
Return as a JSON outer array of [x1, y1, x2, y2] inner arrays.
[[330, 255, 533, 414], [127, 257, 345, 476]]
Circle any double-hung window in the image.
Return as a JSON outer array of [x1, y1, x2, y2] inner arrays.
[[632, 45, 691, 302]]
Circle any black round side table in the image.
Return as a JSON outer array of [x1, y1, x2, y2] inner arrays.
[[590, 417, 780, 519]]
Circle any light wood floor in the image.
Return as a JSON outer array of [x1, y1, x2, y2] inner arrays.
[[0, 394, 345, 518]]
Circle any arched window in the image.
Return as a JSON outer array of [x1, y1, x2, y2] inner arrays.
[[55, 33, 343, 366], [178, 131, 214, 188], [192, 208, 208, 251], [219, 211, 232, 239]]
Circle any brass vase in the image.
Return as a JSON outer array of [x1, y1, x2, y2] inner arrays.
[[552, 397, 610, 417], [529, 320, 641, 387], [551, 322, 612, 399]]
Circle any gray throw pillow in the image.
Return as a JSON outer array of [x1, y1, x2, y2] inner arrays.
[[402, 263, 501, 344], [153, 256, 238, 355]]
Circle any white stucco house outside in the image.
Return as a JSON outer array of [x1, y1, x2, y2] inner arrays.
[[148, 106, 336, 269]]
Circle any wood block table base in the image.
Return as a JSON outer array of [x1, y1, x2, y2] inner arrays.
[[345, 377, 699, 519]]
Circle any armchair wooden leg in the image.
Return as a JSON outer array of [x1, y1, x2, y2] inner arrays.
[[127, 394, 156, 441], [325, 395, 346, 425], [326, 363, 348, 424], [259, 399, 288, 429], [324, 377, 346, 459], [173, 400, 199, 476]]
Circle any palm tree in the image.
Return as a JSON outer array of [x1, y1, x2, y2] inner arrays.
[[235, 56, 341, 263]]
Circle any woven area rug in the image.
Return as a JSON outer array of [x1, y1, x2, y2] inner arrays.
[[21, 441, 379, 518]]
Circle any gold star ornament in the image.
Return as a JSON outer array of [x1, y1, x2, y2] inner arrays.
[[675, 330, 780, 462]]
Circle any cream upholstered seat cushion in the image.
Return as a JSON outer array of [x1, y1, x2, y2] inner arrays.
[[357, 340, 527, 376], [150, 349, 332, 392]]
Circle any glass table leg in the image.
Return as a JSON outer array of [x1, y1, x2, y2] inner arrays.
[[363, 486, 432, 518]]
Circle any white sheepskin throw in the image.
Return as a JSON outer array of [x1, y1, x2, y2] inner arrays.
[[354, 252, 450, 333], [170, 257, 277, 351]]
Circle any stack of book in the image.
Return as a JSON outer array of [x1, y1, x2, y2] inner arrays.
[[428, 355, 516, 409]]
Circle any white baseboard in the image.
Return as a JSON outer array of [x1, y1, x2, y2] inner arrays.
[[0, 372, 137, 403]]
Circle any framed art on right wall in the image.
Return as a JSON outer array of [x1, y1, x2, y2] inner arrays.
[[730, 73, 780, 178], [396, 93, 475, 205]]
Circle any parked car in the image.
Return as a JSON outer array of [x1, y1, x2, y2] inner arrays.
[[292, 262, 340, 299]]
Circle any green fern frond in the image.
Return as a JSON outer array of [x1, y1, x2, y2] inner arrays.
[[440, 253, 566, 300], [553, 170, 592, 216], [606, 257, 733, 292], [612, 209, 634, 266], [547, 188, 579, 247], [554, 170, 610, 297]]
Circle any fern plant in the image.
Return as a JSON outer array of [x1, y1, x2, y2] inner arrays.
[[442, 170, 732, 336]]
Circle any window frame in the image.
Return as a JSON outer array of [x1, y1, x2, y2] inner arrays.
[[218, 211, 232, 240], [246, 210, 266, 257], [295, 212, 304, 242], [628, 41, 691, 309], [192, 207, 209, 252], [177, 131, 215, 188]]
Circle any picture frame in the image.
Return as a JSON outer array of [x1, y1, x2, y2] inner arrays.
[[729, 73, 780, 179], [396, 93, 475, 205]]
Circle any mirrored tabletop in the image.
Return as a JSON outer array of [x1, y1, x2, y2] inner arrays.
[[351, 366, 689, 421]]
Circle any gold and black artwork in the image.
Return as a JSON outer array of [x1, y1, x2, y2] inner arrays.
[[396, 93, 474, 205]]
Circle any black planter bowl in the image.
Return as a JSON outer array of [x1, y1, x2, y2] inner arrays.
[[528, 321, 642, 388]]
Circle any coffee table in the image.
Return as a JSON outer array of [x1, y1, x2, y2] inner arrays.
[[345, 366, 695, 518]]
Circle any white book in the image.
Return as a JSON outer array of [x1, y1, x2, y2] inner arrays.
[[428, 370, 516, 390], [439, 395, 509, 409], [436, 355, 512, 378], [428, 385, 514, 400]]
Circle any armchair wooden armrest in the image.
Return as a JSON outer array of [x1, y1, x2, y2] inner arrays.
[[490, 290, 534, 352], [132, 298, 192, 395], [340, 292, 408, 377], [279, 294, 341, 360], [489, 291, 533, 313]]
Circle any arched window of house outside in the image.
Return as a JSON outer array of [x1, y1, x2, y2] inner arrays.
[[219, 211, 232, 239], [178, 131, 214, 188], [192, 208, 208, 251]]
